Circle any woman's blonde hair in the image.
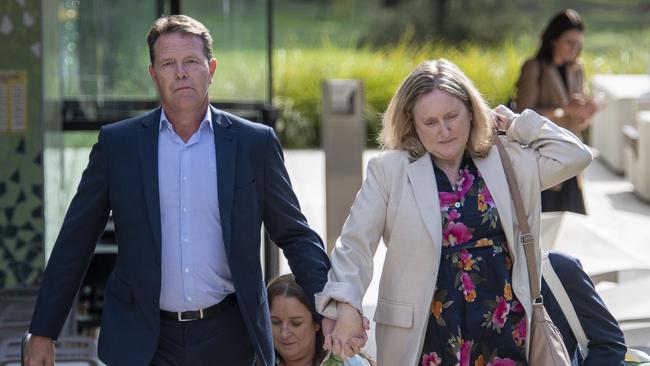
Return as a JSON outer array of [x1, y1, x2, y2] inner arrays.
[[378, 59, 495, 160]]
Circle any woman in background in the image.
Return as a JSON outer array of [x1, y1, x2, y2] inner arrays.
[[514, 9, 600, 214]]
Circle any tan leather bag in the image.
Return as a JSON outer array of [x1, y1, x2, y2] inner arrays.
[[495, 137, 572, 366]]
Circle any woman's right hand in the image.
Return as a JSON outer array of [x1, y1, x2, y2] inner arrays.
[[324, 302, 366, 360], [565, 96, 600, 122]]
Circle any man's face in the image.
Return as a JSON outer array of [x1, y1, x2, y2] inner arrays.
[[148, 32, 217, 114]]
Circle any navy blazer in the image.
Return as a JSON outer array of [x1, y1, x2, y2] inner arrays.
[[29, 106, 330, 366], [542, 251, 626, 365]]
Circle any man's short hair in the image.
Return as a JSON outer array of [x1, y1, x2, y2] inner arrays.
[[147, 14, 213, 64]]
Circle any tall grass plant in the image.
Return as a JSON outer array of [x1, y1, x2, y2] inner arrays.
[[274, 37, 648, 148]]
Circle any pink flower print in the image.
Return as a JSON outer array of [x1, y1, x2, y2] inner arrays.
[[458, 339, 473, 366], [439, 191, 458, 209], [448, 209, 461, 221], [491, 296, 511, 329], [511, 300, 524, 313], [459, 250, 475, 271], [421, 352, 442, 366], [487, 358, 518, 366], [457, 169, 475, 197], [460, 272, 477, 302], [444, 222, 473, 247], [512, 317, 527, 347]]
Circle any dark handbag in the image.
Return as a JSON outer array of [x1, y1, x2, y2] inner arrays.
[[495, 136, 572, 366]]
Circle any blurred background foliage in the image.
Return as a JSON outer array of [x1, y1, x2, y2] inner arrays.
[[62, 0, 650, 148], [271, 0, 650, 148]]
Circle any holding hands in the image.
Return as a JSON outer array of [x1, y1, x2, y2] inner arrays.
[[322, 302, 370, 361]]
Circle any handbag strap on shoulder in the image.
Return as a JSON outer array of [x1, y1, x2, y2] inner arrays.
[[542, 254, 589, 359], [494, 136, 542, 302]]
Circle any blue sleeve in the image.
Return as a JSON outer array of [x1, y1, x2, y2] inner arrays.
[[261, 128, 330, 311], [29, 129, 111, 339], [547, 251, 626, 366]]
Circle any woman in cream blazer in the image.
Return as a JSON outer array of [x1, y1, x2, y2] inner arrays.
[[316, 59, 592, 365]]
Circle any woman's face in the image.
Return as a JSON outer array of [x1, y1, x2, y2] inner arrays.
[[552, 29, 583, 64], [412, 89, 472, 167], [270, 295, 320, 363]]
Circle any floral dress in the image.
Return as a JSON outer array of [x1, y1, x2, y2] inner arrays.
[[420, 155, 528, 366]]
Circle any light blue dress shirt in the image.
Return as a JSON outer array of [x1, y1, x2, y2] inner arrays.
[[158, 108, 234, 312]]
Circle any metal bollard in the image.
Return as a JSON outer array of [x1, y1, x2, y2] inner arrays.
[[321, 80, 365, 253]]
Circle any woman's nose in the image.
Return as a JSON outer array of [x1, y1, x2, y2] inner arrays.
[[440, 121, 452, 134], [280, 325, 292, 339]]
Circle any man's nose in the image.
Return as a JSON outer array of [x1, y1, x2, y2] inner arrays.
[[175, 64, 188, 79]]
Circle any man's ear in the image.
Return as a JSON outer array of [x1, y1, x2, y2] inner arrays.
[[148, 63, 156, 81], [209, 58, 218, 84]]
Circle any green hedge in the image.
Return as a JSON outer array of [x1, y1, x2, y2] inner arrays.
[[273, 39, 649, 148]]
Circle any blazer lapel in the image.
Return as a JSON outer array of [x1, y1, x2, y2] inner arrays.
[[211, 106, 237, 253], [137, 108, 163, 256], [406, 154, 443, 250], [474, 146, 516, 256]]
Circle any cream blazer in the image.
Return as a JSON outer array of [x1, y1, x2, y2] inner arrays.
[[315, 110, 593, 366]]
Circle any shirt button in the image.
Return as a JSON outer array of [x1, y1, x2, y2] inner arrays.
[[184, 268, 189, 273], [183, 207, 189, 212], [156, 257, 160, 265], [454, 202, 461, 208], [182, 176, 187, 181], [457, 186, 462, 192], [154, 299, 159, 307], [183, 238, 189, 243], [187, 297, 192, 302], [517, 286, 526, 295]]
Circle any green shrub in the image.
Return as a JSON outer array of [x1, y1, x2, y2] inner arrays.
[[274, 37, 649, 148]]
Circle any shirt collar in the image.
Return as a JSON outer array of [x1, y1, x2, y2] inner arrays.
[[159, 107, 213, 132]]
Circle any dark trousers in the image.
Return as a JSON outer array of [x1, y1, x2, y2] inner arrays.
[[150, 296, 255, 366]]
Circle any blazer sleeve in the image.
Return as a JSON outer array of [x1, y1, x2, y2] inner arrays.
[[549, 252, 627, 365], [315, 156, 388, 318], [505, 109, 593, 191], [261, 128, 330, 310], [29, 129, 111, 339], [514, 59, 542, 113]]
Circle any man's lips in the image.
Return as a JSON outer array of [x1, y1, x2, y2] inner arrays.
[[174, 86, 193, 92]]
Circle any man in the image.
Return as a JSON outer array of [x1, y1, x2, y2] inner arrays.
[[25, 15, 331, 366], [542, 251, 627, 365]]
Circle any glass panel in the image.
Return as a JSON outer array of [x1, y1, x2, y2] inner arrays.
[[59, 0, 157, 99], [59, 0, 269, 102], [184, 0, 269, 102]]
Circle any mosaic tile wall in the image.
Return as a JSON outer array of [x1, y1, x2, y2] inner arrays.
[[0, 0, 44, 288]]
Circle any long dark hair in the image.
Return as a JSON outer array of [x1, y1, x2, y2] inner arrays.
[[267, 274, 325, 364], [535, 9, 584, 63]]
